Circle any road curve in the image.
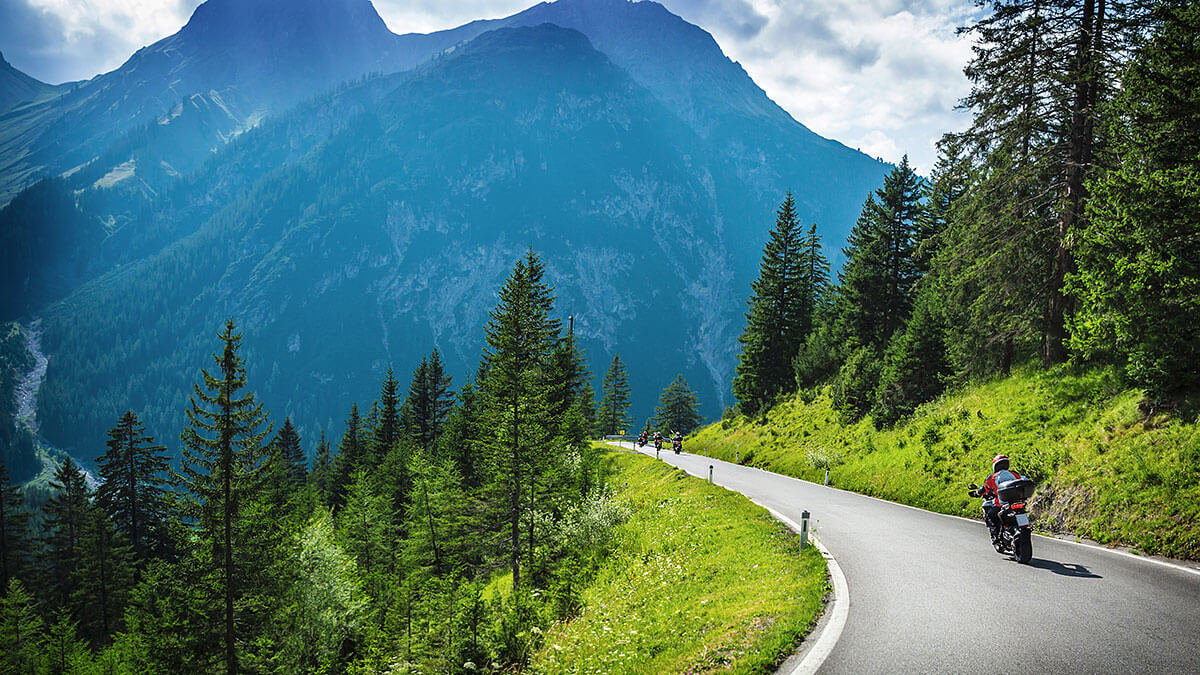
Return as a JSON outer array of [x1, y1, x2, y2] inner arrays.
[[612, 442, 1200, 674]]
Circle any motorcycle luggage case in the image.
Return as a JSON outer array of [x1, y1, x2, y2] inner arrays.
[[997, 478, 1034, 503]]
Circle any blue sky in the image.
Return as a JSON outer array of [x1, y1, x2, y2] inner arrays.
[[0, 0, 978, 172]]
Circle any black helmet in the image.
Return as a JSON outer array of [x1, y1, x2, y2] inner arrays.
[[992, 454, 1010, 472]]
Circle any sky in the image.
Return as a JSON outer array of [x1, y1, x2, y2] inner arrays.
[[0, 0, 979, 172]]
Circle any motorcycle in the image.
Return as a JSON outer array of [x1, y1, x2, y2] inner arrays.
[[672, 438, 682, 454], [637, 433, 647, 448], [968, 478, 1036, 564], [654, 437, 663, 451]]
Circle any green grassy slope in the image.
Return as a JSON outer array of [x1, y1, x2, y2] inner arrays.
[[689, 365, 1200, 560], [530, 450, 827, 674]]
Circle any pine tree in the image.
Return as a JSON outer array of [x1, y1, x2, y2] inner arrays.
[[548, 317, 595, 443], [439, 376, 484, 489], [310, 430, 335, 508], [42, 457, 91, 613], [1070, 0, 1200, 401], [336, 469, 395, 608], [266, 417, 307, 509], [871, 286, 953, 427], [71, 505, 134, 644], [651, 374, 703, 435], [404, 451, 471, 576], [733, 192, 810, 416], [0, 579, 45, 673], [331, 403, 365, 511], [0, 458, 31, 595], [406, 350, 454, 452], [372, 367, 402, 464], [479, 250, 560, 589], [176, 319, 273, 675], [838, 158, 925, 352], [45, 609, 93, 673], [800, 223, 831, 332], [96, 410, 171, 566], [595, 353, 631, 436]]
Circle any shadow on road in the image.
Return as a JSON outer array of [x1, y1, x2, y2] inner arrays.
[[1028, 558, 1102, 578]]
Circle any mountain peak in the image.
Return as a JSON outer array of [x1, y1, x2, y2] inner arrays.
[[0, 50, 59, 112]]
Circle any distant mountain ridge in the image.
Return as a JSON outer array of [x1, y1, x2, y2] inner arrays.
[[1, 0, 891, 462]]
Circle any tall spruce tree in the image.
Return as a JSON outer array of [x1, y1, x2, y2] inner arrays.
[[838, 158, 925, 352], [733, 192, 810, 416], [71, 504, 134, 644], [41, 457, 91, 613], [406, 350, 454, 452], [595, 353, 631, 436], [651, 375, 703, 435], [801, 223, 831, 331], [0, 458, 31, 595], [373, 367, 402, 464], [310, 430, 335, 507], [549, 318, 595, 442], [96, 410, 171, 566], [268, 417, 306, 500], [177, 319, 273, 675], [331, 403, 365, 511], [479, 250, 560, 589]]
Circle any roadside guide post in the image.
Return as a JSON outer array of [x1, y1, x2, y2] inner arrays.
[[800, 510, 810, 549], [709, 465, 713, 484]]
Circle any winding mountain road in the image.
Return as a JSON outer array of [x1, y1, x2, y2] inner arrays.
[[612, 442, 1200, 673]]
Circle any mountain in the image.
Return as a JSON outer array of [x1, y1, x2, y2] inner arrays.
[[5, 0, 891, 462], [0, 0, 413, 206], [0, 51, 60, 112]]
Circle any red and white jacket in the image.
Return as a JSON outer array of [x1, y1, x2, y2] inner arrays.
[[979, 469, 1024, 507]]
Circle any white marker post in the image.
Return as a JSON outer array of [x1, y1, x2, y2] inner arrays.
[[800, 510, 810, 549]]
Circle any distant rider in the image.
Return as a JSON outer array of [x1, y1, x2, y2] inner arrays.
[[672, 430, 683, 450], [969, 454, 1025, 549]]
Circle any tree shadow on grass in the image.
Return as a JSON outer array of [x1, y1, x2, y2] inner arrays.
[[1027, 558, 1102, 578]]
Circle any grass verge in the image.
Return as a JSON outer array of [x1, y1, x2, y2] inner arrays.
[[530, 449, 827, 674], [690, 365, 1200, 560]]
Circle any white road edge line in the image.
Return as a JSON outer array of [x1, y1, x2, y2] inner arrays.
[[761, 505, 849, 675]]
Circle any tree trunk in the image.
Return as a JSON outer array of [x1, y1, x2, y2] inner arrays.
[[1047, 0, 1102, 366]]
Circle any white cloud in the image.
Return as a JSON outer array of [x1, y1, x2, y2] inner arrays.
[[4, 0, 978, 171], [657, 0, 978, 172]]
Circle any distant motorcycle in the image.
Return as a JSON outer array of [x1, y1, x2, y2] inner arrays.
[[654, 437, 662, 451], [968, 478, 1036, 564], [637, 433, 647, 448], [672, 438, 682, 454]]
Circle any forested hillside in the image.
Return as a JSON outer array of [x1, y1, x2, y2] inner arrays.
[[0, 252, 603, 672], [718, 0, 1199, 557]]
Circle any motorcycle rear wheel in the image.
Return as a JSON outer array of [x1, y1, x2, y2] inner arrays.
[[1015, 529, 1033, 564]]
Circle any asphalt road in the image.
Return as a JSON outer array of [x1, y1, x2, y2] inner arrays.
[[613, 442, 1200, 674]]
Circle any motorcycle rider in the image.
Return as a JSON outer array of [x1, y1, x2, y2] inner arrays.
[[637, 429, 647, 446], [969, 454, 1025, 550], [672, 430, 683, 451], [653, 430, 663, 446]]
